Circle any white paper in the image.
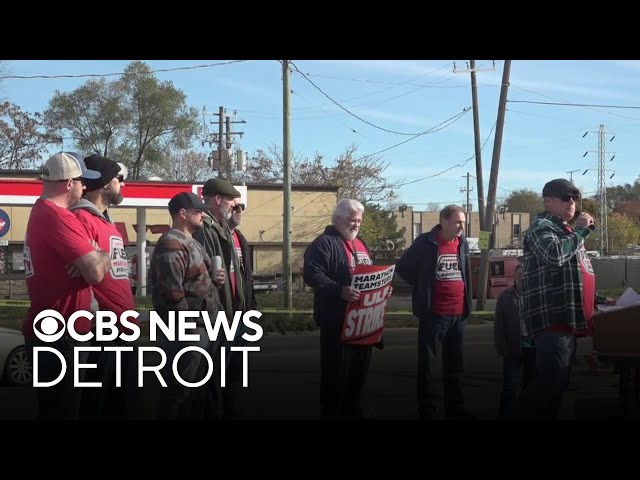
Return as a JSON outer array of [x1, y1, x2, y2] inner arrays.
[[596, 287, 640, 312]]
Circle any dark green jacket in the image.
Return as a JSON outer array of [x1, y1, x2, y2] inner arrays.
[[519, 211, 592, 336], [193, 212, 246, 318]]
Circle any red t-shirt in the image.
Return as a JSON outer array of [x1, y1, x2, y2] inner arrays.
[[432, 236, 465, 315], [577, 245, 596, 335], [73, 208, 138, 330], [231, 230, 242, 299], [23, 199, 96, 339], [342, 237, 372, 274]]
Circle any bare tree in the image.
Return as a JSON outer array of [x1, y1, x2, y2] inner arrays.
[[426, 202, 441, 212], [243, 143, 400, 204], [0, 101, 57, 169]]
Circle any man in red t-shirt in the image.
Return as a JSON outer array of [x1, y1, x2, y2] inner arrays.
[[69, 154, 138, 419], [396, 204, 474, 420], [23, 152, 111, 420]]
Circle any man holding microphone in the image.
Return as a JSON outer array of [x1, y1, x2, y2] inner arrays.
[[510, 178, 597, 419]]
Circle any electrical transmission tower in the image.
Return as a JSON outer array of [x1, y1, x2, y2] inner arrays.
[[583, 124, 615, 256]]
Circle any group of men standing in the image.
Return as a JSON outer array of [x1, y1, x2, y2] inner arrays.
[[304, 177, 608, 421], [149, 178, 254, 420], [22, 154, 605, 420], [22, 151, 253, 420]]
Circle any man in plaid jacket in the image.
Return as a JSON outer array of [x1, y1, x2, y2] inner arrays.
[[509, 179, 596, 419]]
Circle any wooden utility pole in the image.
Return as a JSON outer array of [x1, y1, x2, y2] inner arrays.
[[460, 172, 474, 235], [476, 60, 512, 311], [470, 60, 486, 228], [282, 60, 293, 310]]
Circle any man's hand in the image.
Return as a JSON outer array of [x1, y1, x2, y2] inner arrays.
[[605, 297, 617, 306], [576, 212, 594, 229], [341, 286, 360, 302], [89, 239, 102, 251], [213, 268, 226, 286], [65, 263, 81, 278]]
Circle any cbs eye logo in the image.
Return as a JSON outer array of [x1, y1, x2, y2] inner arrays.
[[33, 310, 69, 342]]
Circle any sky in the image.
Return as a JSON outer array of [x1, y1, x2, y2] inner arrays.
[[2, 59, 640, 211]]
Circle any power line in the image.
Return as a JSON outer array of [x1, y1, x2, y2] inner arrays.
[[509, 99, 640, 110], [0, 60, 248, 80], [353, 107, 471, 162], [290, 61, 431, 136], [397, 120, 497, 188]]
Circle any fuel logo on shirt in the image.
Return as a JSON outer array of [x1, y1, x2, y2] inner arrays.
[[436, 254, 462, 281], [109, 236, 129, 280]]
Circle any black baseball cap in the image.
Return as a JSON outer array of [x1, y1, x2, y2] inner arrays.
[[168, 192, 207, 215], [83, 154, 122, 192], [542, 178, 581, 198]]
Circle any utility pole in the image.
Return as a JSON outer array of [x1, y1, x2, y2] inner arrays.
[[203, 107, 246, 178], [583, 125, 615, 257], [476, 60, 511, 311], [460, 172, 474, 236], [282, 60, 293, 311], [454, 60, 495, 232], [218, 106, 225, 178], [566, 169, 580, 183]]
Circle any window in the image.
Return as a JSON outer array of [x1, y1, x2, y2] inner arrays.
[[413, 223, 422, 240], [513, 214, 521, 236]]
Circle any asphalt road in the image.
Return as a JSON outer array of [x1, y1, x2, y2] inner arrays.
[[0, 323, 626, 420]]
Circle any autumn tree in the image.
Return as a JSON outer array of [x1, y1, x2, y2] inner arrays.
[[607, 213, 640, 251], [0, 101, 57, 169], [504, 189, 544, 225], [44, 61, 202, 179], [45, 78, 129, 157]]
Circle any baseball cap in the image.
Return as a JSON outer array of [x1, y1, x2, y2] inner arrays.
[[542, 178, 581, 198], [42, 152, 101, 181], [168, 192, 207, 215], [202, 178, 241, 198], [83, 154, 122, 192]]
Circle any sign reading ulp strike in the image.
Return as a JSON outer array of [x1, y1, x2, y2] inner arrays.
[[341, 264, 395, 345]]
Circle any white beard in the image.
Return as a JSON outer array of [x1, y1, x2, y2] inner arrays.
[[341, 227, 358, 241]]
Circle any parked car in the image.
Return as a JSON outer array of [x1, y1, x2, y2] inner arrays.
[[0, 326, 31, 386]]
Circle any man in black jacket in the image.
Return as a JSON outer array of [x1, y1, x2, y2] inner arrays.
[[303, 199, 376, 420], [396, 204, 474, 420]]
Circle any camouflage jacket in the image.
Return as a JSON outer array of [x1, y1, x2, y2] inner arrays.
[[150, 228, 219, 322]]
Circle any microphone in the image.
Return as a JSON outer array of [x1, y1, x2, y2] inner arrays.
[[574, 210, 597, 231]]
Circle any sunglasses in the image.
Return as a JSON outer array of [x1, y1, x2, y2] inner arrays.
[[116, 175, 125, 183], [233, 203, 245, 211], [558, 194, 580, 202]]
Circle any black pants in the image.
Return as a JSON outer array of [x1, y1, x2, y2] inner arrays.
[[320, 320, 372, 420], [26, 337, 88, 420]]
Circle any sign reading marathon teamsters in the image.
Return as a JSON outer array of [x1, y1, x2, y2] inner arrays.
[[31, 309, 263, 388], [341, 264, 395, 346]]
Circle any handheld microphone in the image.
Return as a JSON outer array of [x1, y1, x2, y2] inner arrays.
[[574, 210, 597, 231]]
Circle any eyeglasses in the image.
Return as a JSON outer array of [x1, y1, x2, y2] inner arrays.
[[233, 203, 245, 211], [559, 195, 580, 202]]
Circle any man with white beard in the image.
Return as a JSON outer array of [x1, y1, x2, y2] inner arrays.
[[193, 177, 243, 419], [303, 199, 379, 420]]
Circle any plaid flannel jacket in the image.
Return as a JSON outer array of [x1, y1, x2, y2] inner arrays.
[[519, 211, 592, 336]]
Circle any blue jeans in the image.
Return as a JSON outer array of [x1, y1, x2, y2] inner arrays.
[[26, 336, 89, 420], [417, 313, 466, 415], [506, 332, 576, 419]]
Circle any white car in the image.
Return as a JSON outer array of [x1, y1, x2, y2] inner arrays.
[[0, 326, 31, 386]]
